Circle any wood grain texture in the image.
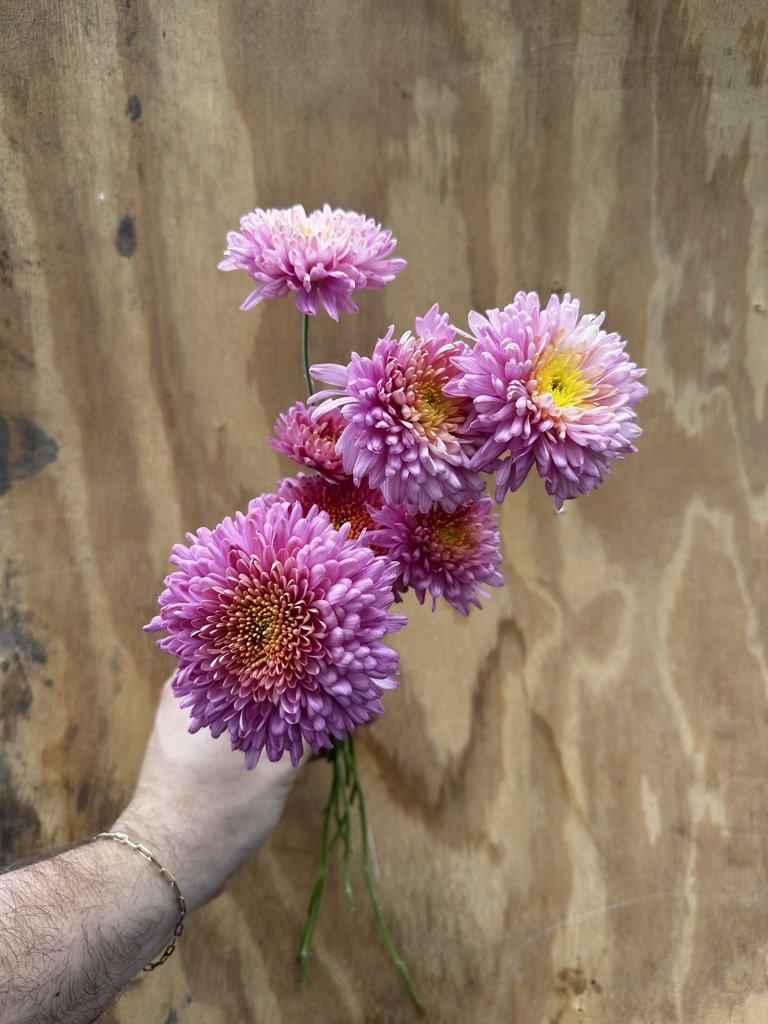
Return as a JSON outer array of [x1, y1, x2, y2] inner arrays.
[[1, 1, 767, 1021]]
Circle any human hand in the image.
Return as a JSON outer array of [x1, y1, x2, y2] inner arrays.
[[112, 678, 303, 913]]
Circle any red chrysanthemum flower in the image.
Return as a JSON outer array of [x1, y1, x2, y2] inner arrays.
[[311, 305, 484, 513], [218, 205, 407, 320], [270, 401, 346, 481], [145, 498, 407, 767], [448, 292, 647, 509], [368, 497, 503, 615]]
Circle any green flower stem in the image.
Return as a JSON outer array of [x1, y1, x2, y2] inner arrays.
[[296, 739, 424, 1012], [296, 745, 342, 984], [338, 739, 355, 910], [343, 736, 425, 1014], [295, 313, 422, 1010], [302, 314, 314, 396]]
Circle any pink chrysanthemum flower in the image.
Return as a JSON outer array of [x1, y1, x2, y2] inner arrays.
[[447, 292, 648, 509], [270, 401, 346, 481], [277, 472, 383, 541], [311, 305, 485, 514], [218, 204, 407, 320], [369, 498, 503, 614], [145, 498, 407, 767]]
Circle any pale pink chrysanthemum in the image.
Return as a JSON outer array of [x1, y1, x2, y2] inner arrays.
[[277, 472, 384, 541], [368, 498, 503, 614], [145, 497, 407, 767], [311, 305, 485, 514], [218, 204, 407, 320], [270, 401, 346, 481], [447, 292, 648, 509]]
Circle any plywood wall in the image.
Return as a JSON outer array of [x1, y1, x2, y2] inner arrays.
[[1, 1, 767, 1021]]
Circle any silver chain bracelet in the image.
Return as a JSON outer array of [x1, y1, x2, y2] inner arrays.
[[96, 831, 187, 970]]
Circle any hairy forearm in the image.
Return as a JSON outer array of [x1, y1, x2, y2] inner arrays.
[[0, 678, 301, 1023], [0, 838, 177, 1024]]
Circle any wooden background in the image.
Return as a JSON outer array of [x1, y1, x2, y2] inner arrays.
[[1, 1, 767, 1021]]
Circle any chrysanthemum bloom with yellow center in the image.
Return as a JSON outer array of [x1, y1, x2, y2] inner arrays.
[[447, 292, 648, 509], [270, 401, 347, 481], [277, 472, 384, 541], [369, 497, 503, 614], [145, 498, 406, 767], [218, 204, 407, 320], [311, 305, 485, 514]]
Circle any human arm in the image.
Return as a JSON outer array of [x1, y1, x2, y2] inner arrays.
[[0, 679, 301, 1024]]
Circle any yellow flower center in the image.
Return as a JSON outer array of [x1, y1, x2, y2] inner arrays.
[[226, 585, 306, 672], [416, 381, 444, 419], [435, 521, 465, 547], [537, 348, 592, 408], [424, 506, 472, 551], [414, 381, 465, 440]]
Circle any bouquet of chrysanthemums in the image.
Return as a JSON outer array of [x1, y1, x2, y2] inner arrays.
[[146, 205, 647, 1011]]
